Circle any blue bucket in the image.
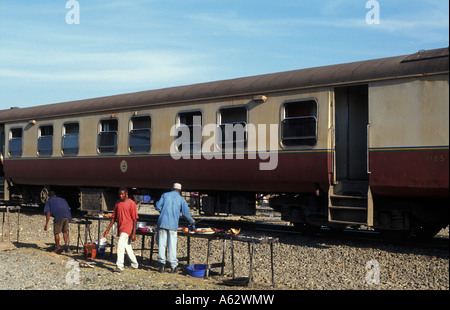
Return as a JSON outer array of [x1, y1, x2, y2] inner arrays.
[[187, 264, 207, 277]]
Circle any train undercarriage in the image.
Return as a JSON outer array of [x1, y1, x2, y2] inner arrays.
[[270, 191, 449, 239], [3, 178, 448, 240]]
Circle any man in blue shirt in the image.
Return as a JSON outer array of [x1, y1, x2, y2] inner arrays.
[[44, 191, 72, 254], [155, 183, 195, 273]]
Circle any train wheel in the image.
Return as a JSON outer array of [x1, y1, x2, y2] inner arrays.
[[40, 187, 50, 204]]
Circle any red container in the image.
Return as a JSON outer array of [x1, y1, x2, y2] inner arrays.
[[84, 243, 97, 259]]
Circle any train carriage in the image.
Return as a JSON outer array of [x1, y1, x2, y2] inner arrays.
[[0, 47, 448, 238]]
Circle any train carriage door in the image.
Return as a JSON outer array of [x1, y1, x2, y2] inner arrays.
[[329, 85, 372, 226], [334, 85, 369, 183], [0, 124, 5, 201], [0, 124, 4, 176]]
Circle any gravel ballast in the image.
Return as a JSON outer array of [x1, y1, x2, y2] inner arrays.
[[0, 210, 448, 291]]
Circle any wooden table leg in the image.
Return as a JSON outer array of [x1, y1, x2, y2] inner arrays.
[[140, 235, 146, 262], [270, 243, 275, 286], [231, 238, 235, 279], [187, 236, 191, 266], [221, 239, 226, 275], [248, 242, 255, 285], [149, 234, 155, 265], [205, 239, 211, 278]]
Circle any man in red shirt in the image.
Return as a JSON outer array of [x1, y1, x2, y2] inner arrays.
[[103, 187, 139, 273]]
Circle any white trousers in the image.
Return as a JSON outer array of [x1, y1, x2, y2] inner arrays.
[[116, 232, 138, 270], [157, 228, 178, 268]]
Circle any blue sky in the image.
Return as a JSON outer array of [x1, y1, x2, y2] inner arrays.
[[0, 0, 448, 110]]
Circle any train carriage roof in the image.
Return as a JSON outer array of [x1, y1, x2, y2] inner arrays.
[[0, 47, 448, 123]]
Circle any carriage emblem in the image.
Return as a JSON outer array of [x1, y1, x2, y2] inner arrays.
[[120, 160, 128, 173]]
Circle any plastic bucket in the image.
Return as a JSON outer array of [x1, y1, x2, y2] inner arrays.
[[96, 238, 107, 256], [187, 264, 207, 277], [84, 243, 97, 259]]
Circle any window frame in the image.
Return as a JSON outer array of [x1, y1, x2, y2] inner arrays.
[[97, 118, 119, 154], [129, 114, 152, 154], [61, 122, 80, 156], [280, 99, 318, 147], [8, 127, 23, 157], [175, 110, 203, 153], [217, 105, 248, 152], [37, 124, 54, 156]]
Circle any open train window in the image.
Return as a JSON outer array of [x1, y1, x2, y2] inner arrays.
[[38, 125, 53, 156], [129, 115, 151, 153], [9, 128, 23, 157], [281, 100, 318, 146], [218, 106, 248, 152], [176, 111, 202, 153], [98, 119, 118, 154], [62, 122, 79, 155]]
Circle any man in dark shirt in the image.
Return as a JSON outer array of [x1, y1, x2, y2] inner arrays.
[[44, 191, 72, 254]]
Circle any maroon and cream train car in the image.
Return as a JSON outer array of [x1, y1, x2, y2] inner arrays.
[[0, 47, 448, 237]]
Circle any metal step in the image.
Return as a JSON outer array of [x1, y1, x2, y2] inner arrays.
[[328, 182, 373, 226], [0, 177, 5, 200], [0, 183, 5, 200], [332, 180, 368, 197], [329, 205, 367, 211], [326, 219, 368, 226]]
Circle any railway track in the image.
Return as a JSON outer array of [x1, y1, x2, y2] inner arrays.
[[136, 212, 449, 249]]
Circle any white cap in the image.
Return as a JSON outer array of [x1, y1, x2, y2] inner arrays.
[[173, 183, 182, 190]]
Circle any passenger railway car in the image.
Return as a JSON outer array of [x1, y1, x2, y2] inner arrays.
[[0, 47, 448, 238]]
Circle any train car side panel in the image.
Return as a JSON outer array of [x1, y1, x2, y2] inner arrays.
[[2, 87, 332, 201], [368, 75, 449, 198], [3, 152, 329, 193], [0, 124, 4, 177]]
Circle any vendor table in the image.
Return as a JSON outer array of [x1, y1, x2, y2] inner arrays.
[[84, 215, 115, 256], [70, 218, 93, 253], [229, 235, 278, 286], [0, 205, 21, 243], [181, 232, 227, 277], [135, 229, 227, 277], [136, 229, 278, 286], [83, 215, 278, 286]]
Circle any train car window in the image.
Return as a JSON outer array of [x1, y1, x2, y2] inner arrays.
[[176, 111, 202, 153], [62, 122, 79, 155], [281, 100, 317, 146], [218, 106, 247, 152], [98, 119, 118, 154], [38, 125, 53, 156], [129, 116, 151, 153], [9, 128, 23, 157]]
